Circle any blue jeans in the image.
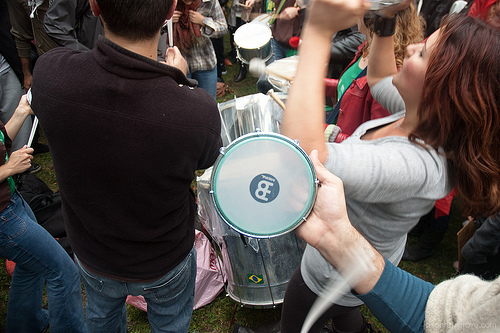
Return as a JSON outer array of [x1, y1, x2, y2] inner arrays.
[[0, 192, 86, 333], [188, 67, 217, 100], [271, 39, 289, 61], [75, 246, 197, 333]]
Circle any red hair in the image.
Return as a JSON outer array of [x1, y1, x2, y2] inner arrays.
[[410, 15, 500, 217]]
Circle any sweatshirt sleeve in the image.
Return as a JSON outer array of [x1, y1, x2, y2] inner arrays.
[[355, 259, 434, 333], [370, 76, 405, 115]]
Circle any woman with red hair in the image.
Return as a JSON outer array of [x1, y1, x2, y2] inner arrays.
[[280, 0, 500, 330]]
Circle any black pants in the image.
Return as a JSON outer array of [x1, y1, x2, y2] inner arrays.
[[211, 36, 225, 77], [281, 266, 366, 333]]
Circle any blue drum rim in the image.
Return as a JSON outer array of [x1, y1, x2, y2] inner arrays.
[[210, 132, 317, 238]]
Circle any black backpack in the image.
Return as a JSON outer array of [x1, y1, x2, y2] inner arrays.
[[15, 174, 72, 256]]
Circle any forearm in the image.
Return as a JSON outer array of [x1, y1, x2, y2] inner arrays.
[[281, 23, 330, 162], [0, 163, 18, 183], [314, 220, 386, 294], [20, 57, 31, 76], [366, 34, 397, 87], [356, 260, 434, 333], [5, 96, 32, 142]]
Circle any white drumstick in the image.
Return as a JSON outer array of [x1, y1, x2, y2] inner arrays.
[[167, 19, 173, 47], [249, 58, 295, 82], [266, 89, 286, 111], [26, 89, 39, 148]]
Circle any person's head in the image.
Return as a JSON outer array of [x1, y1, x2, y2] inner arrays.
[[408, 15, 500, 217], [91, 0, 176, 41], [469, 0, 500, 29], [486, 0, 500, 29], [361, 3, 424, 67]]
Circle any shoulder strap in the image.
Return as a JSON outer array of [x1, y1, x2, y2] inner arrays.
[[326, 66, 367, 125]]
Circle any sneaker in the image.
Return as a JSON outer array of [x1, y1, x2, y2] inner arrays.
[[29, 162, 41, 174]]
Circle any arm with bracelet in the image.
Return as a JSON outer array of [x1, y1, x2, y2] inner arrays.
[[366, 0, 413, 87]]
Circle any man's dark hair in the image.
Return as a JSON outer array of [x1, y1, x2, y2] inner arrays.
[[96, 0, 174, 41]]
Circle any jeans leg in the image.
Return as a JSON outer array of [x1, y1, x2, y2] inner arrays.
[[75, 256, 128, 333], [6, 267, 48, 333], [191, 68, 218, 100], [0, 193, 86, 333], [271, 39, 288, 61], [141, 246, 197, 333]]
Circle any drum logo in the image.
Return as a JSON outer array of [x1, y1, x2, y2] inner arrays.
[[250, 173, 280, 203]]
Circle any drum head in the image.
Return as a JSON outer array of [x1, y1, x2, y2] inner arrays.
[[234, 23, 272, 49], [210, 132, 317, 238]]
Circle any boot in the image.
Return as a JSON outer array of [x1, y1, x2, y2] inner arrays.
[[234, 61, 247, 82]]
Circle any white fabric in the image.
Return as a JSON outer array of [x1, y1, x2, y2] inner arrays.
[[425, 275, 500, 332]]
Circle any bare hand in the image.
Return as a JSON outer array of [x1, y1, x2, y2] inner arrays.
[[305, 0, 371, 38], [279, 7, 300, 20], [16, 95, 34, 118], [162, 46, 188, 74], [245, 0, 255, 7], [378, 0, 412, 18], [189, 10, 205, 25], [294, 150, 350, 248], [5, 146, 34, 175], [172, 10, 182, 23]]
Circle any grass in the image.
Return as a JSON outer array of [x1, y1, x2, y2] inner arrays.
[[0, 37, 467, 332]]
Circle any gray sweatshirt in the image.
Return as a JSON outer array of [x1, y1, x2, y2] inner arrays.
[[302, 110, 451, 306]]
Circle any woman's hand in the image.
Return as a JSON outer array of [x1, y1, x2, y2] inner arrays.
[[15, 95, 34, 118], [4, 146, 34, 176], [172, 10, 182, 23], [305, 0, 370, 39], [189, 10, 206, 26]]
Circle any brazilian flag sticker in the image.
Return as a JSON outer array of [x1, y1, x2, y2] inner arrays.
[[248, 274, 264, 284]]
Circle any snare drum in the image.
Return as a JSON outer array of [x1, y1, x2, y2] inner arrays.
[[234, 23, 273, 64], [210, 132, 317, 238]]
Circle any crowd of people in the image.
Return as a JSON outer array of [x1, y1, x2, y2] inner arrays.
[[0, 0, 499, 332]]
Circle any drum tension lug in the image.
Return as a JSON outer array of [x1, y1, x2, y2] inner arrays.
[[219, 147, 226, 155]]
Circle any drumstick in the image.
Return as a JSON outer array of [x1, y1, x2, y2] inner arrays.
[[266, 89, 286, 111], [25, 89, 39, 148], [249, 58, 295, 82], [167, 19, 173, 47]]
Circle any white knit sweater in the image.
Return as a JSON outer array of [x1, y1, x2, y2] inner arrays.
[[425, 275, 500, 332]]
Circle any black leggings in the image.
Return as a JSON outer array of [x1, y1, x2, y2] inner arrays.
[[281, 266, 366, 333]]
